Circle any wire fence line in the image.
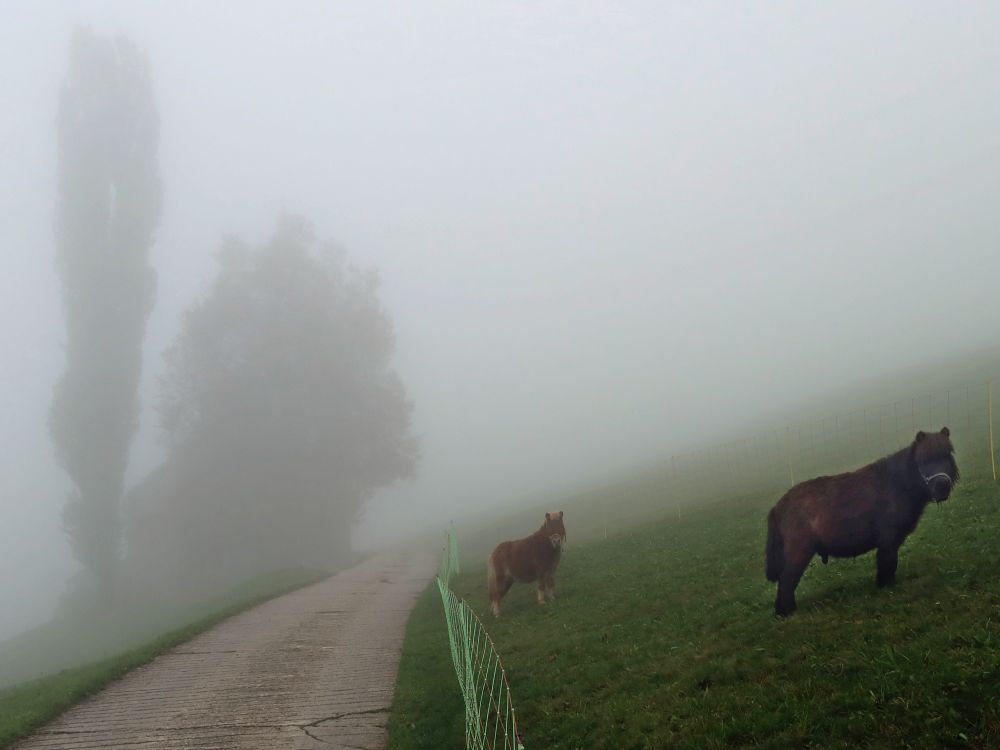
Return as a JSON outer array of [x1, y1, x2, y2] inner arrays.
[[437, 526, 524, 750]]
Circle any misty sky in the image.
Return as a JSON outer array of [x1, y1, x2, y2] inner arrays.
[[2, 1, 999, 638]]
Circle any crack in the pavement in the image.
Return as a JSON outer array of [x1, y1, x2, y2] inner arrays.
[[301, 706, 389, 728], [299, 725, 334, 745]]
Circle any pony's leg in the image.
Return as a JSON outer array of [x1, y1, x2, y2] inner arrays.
[[876, 545, 899, 588], [488, 560, 499, 617], [490, 577, 514, 617], [537, 579, 547, 605], [775, 562, 806, 616], [539, 573, 556, 601], [775, 541, 813, 616]]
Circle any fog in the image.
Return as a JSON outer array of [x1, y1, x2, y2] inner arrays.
[[2, 2, 999, 643]]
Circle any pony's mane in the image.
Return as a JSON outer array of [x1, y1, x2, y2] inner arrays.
[[872, 446, 918, 491]]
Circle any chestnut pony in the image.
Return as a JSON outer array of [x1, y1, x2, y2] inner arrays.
[[766, 427, 959, 616], [488, 511, 566, 617]]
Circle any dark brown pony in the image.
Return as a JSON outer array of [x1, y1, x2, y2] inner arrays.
[[488, 511, 566, 617], [766, 427, 959, 616]]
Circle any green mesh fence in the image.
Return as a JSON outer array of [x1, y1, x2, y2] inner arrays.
[[438, 527, 524, 750]]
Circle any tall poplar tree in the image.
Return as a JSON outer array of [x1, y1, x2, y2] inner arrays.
[[50, 28, 161, 599]]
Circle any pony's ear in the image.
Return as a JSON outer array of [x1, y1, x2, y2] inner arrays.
[[941, 426, 950, 437], [915, 431, 926, 443], [545, 512, 551, 521], [558, 511, 564, 519]]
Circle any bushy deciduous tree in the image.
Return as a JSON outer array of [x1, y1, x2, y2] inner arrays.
[[144, 216, 416, 583]]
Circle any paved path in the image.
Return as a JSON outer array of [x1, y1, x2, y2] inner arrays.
[[15, 552, 436, 750]]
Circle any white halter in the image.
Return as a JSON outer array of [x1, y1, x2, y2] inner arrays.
[[922, 471, 952, 486]]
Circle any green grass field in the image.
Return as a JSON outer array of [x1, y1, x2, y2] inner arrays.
[[0, 568, 329, 749], [390, 412, 1000, 748]]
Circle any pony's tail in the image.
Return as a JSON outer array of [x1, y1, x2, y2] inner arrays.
[[487, 552, 498, 600], [765, 509, 784, 582]]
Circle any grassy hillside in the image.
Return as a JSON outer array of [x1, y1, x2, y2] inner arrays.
[[391, 458, 1000, 749], [389, 348, 1000, 748]]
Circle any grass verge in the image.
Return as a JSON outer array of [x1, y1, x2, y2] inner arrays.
[[0, 567, 329, 748], [387, 583, 466, 748]]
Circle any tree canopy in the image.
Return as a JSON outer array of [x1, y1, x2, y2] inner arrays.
[[130, 216, 417, 586]]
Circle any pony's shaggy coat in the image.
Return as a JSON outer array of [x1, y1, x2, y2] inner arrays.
[[766, 427, 959, 616], [488, 511, 566, 617]]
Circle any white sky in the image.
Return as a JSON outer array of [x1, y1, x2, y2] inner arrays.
[[2, 1, 999, 638]]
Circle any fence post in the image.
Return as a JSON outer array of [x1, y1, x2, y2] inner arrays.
[[966, 384, 972, 436], [990, 381, 997, 482], [808, 423, 816, 476], [863, 408, 870, 454], [671, 455, 680, 520], [834, 413, 840, 466], [785, 426, 795, 486]]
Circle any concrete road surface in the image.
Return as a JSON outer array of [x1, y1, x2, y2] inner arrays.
[[14, 551, 436, 750]]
